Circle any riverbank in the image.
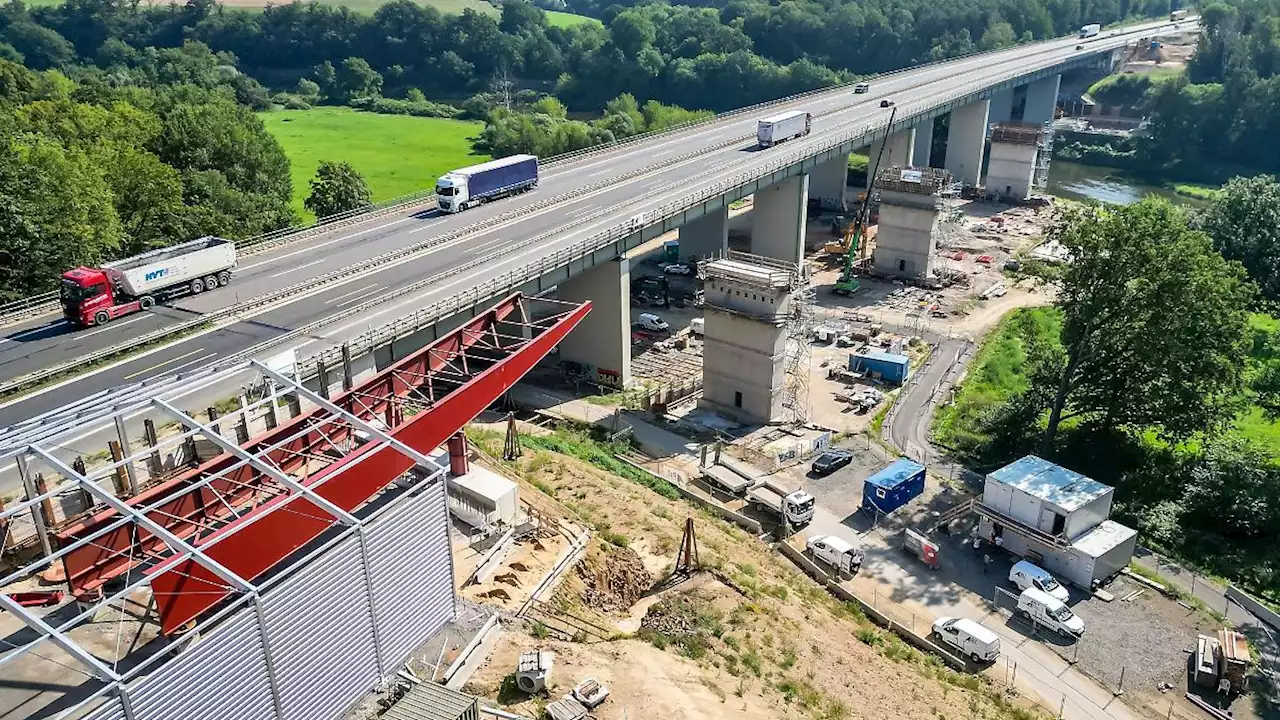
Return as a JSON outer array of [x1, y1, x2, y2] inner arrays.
[[1046, 160, 1218, 206]]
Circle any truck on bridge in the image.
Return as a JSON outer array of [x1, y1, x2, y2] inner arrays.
[[60, 236, 237, 327], [435, 154, 539, 213], [1079, 23, 1101, 38], [757, 110, 812, 148], [1170, 9, 1187, 21]]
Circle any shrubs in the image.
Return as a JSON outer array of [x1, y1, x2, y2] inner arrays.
[[348, 95, 463, 119]]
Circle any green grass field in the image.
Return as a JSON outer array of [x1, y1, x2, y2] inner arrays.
[[259, 106, 485, 221], [546, 9, 599, 26]]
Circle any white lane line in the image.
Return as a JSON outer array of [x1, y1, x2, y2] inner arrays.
[[240, 217, 413, 270], [335, 287, 387, 308], [74, 315, 146, 340], [123, 348, 209, 381], [588, 168, 614, 178], [1, 321, 69, 344], [325, 283, 381, 304], [269, 258, 327, 279]]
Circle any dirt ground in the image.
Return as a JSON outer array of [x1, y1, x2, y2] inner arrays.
[[461, 431, 1054, 720]]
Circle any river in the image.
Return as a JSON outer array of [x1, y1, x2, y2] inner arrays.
[[1046, 160, 1205, 206]]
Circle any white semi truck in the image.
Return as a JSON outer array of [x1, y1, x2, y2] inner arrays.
[[757, 110, 812, 148], [435, 154, 539, 213], [61, 236, 237, 327], [1079, 23, 1101, 38]]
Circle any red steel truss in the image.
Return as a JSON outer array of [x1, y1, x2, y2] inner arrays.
[[54, 294, 590, 633]]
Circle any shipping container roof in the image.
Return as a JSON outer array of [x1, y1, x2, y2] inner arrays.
[[1070, 519, 1137, 559], [760, 109, 809, 124], [989, 455, 1111, 511], [381, 681, 479, 720], [449, 153, 538, 177], [853, 349, 910, 366], [864, 457, 925, 490]]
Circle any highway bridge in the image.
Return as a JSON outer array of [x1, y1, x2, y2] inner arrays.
[[0, 17, 1191, 433]]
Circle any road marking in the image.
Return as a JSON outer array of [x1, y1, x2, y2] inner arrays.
[[588, 168, 614, 178], [335, 286, 387, 308], [123, 348, 209, 381], [269, 259, 327, 278], [240, 217, 413, 270], [74, 315, 146, 340], [326, 283, 381, 304]]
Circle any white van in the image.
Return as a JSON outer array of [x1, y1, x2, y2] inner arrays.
[[1008, 560, 1070, 602], [1016, 588, 1085, 639], [932, 616, 1001, 663], [807, 535, 863, 575], [635, 313, 669, 332]]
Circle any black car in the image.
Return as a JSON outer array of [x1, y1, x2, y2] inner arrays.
[[811, 449, 855, 475], [880, 99, 895, 108]]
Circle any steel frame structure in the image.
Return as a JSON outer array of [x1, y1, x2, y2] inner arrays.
[[0, 293, 590, 717]]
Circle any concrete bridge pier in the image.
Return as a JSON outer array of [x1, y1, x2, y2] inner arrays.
[[912, 118, 934, 168], [808, 154, 850, 211], [866, 128, 916, 189], [751, 174, 808, 265], [988, 88, 1015, 125], [945, 98, 990, 187], [677, 206, 728, 261], [1023, 74, 1061, 126], [556, 257, 631, 388]]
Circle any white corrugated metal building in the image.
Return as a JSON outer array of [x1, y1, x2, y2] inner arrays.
[[977, 455, 1137, 589]]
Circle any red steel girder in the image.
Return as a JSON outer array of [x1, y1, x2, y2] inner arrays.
[[55, 295, 589, 633]]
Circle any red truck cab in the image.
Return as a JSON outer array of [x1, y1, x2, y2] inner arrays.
[[61, 267, 137, 327]]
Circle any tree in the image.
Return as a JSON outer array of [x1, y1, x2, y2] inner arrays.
[[2, 21, 74, 70], [305, 160, 372, 218], [1198, 175, 1280, 302], [296, 77, 321, 102], [336, 56, 382, 100], [1036, 198, 1254, 449]]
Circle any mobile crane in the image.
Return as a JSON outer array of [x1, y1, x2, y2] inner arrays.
[[833, 106, 897, 296]]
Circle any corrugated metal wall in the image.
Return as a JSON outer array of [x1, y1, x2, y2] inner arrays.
[[366, 481, 456, 670], [105, 478, 454, 720], [126, 610, 276, 720]]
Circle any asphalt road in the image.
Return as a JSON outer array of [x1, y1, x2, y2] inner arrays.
[[0, 19, 1188, 429]]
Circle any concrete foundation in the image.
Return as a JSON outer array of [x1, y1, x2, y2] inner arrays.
[[867, 129, 916, 189], [912, 118, 934, 168], [986, 124, 1043, 201], [700, 255, 797, 424], [751, 174, 808, 265], [808, 154, 849, 210], [677, 206, 728, 261], [988, 88, 1015, 125], [871, 167, 950, 280], [1023, 74, 1061, 126], [556, 258, 631, 388], [945, 99, 990, 187]]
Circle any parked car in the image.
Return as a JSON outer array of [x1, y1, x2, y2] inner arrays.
[[634, 312, 669, 332], [854, 82, 870, 94], [932, 617, 1001, 663], [807, 535, 863, 575], [1016, 588, 1084, 638], [663, 263, 694, 276], [810, 449, 854, 475], [1008, 561, 1069, 602], [880, 99, 895, 107]]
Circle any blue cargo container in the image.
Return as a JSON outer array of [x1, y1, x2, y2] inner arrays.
[[862, 458, 926, 515], [435, 154, 538, 212], [849, 349, 910, 385]]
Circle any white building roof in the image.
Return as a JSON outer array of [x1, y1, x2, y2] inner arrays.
[[988, 455, 1111, 512], [1070, 519, 1137, 559], [452, 464, 517, 503]]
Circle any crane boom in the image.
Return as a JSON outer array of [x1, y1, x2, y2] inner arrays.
[[834, 105, 898, 296]]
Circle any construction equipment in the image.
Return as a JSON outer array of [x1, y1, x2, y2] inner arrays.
[[833, 106, 897, 296]]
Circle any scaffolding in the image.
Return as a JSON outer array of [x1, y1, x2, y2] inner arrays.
[[1033, 120, 1055, 192], [783, 279, 815, 426]]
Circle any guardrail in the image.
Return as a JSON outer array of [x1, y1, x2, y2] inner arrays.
[[0, 20, 1177, 328], [0, 19, 1187, 401]]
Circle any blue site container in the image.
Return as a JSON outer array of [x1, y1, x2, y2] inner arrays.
[[849, 349, 910, 385], [465, 155, 539, 199], [862, 458, 926, 515]]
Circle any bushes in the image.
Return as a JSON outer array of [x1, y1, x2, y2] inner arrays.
[[347, 95, 463, 119]]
